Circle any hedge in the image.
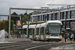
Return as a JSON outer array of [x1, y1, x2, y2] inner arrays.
[[23, 22, 44, 25], [0, 22, 4, 30], [3, 20, 14, 32]]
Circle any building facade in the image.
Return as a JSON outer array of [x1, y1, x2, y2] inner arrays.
[[31, 8, 75, 30], [0, 19, 6, 21]]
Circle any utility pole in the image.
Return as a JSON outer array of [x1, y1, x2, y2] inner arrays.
[[21, 16, 22, 38]]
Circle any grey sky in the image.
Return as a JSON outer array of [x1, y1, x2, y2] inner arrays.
[[0, 0, 75, 19]]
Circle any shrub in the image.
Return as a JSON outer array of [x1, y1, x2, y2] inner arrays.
[[3, 20, 14, 32], [0, 22, 4, 30]]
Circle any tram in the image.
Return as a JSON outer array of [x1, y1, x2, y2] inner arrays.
[[23, 20, 62, 41]]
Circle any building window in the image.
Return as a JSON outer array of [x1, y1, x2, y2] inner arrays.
[[55, 13, 57, 20], [62, 21, 65, 28], [71, 10, 75, 18], [60, 12, 64, 19], [57, 13, 59, 20], [42, 15, 44, 21], [66, 11, 68, 19], [49, 14, 51, 20], [68, 11, 70, 19], [51, 14, 53, 20], [47, 14, 49, 21], [64, 11, 68, 19], [53, 14, 55, 20], [66, 21, 69, 28]]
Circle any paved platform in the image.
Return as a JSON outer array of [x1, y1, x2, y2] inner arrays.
[[5, 38, 31, 43], [58, 38, 75, 43]]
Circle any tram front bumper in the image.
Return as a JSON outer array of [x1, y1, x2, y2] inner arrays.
[[46, 36, 62, 40]]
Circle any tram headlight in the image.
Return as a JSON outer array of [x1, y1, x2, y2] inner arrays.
[[58, 34, 60, 37], [49, 34, 51, 37]]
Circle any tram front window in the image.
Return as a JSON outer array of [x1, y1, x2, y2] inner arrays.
[[49, 27, 60, 33]]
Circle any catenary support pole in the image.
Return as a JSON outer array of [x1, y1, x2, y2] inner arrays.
[[9, 8, 11, 38], [39, 25, 41, 40]]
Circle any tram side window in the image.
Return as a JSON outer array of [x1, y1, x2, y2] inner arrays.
[[28, 29, 31, 35], [41, 27, 44, 35], [36, 28, 39, 35], [30, 29, 33, 35], [22, 29, 26, 34]]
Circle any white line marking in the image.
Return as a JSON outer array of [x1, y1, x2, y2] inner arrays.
[[25, 45, 49, 50]]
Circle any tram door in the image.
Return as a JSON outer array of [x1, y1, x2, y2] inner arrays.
[[29, 29, 34, 40], [23, 29, 27, 38], [28, 29, 30, 38], [33, 29, 35, 40], [36, 28, 39, 40], [40, 27, 44, 40]]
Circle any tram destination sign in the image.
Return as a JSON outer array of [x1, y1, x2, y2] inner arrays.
[[49, 23, 60, 26], [48, 23, 60, 27]]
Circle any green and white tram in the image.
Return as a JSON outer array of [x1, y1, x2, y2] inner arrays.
[[23, 20, 62, 41]]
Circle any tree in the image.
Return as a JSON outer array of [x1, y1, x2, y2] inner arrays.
[[11, 12, 19, 24], [19, 12, 32, 23], [19, 14, 24, 17], [3, 20, 14, 32], [11, 12, 18, 15], [24, 12, 28, 15], [28, 12, 32, 19], [22, 15, 29, 23], [0, 22, 4, 30]]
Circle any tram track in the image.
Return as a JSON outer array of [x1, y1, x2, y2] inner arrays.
[[25, 43, 74, 50], [0, 41, 74, 50], [0, 41, 49, 50]]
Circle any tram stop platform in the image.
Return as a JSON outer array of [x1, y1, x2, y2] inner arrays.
[[5, 38, 31, 43]]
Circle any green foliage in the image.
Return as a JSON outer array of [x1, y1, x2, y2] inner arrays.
[[11, 12, 18, 15], [11, 17, 19, 24], [11, 12, 32, 24], [22, 22, 44, 25], [30, 22, 44, 25], [24, 13, 28, 15], [23, 23, 27, 25], [11, 12, 19, 24], [0, 22, 4, 30], [19, 14, 24, 17], [22, 15, 29, 23], [29, 12, 32, 19], [3, 20, 14, 32]]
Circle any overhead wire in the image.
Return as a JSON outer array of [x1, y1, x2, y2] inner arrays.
[[50, 0, 54, 4], [49, 0, 55, 6]]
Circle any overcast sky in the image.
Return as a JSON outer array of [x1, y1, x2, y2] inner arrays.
[[0, 0, 75, 19]]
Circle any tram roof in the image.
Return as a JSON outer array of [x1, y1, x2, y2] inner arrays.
[[23, 20, 62, 29], [36, 24, 41, 28], [40, 23, 46, 27], [23, 25, 36, 29], [23, 23, 46, 29], [46, 20, 62, 23], [22, 25, 27, 29], [29, 25, 36, 29], [36, 23, 46, 28]]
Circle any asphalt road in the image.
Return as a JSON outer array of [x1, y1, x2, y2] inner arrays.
[[0, 41, 74, 50]]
